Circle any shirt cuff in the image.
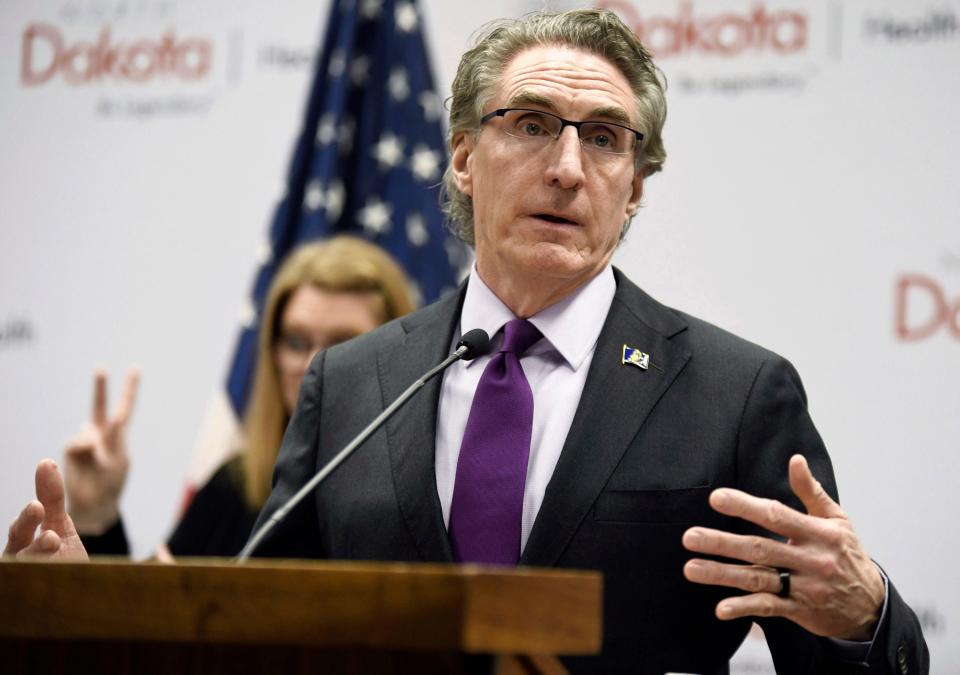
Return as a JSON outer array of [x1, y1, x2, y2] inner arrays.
[[823, 565, 889, 663]]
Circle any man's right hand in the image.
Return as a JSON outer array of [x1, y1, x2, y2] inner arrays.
[[4, 460, 89, 561], [64, 369, 139, 535]]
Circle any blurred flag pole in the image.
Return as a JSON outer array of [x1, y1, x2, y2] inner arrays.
[[184, 0, 468, 505]]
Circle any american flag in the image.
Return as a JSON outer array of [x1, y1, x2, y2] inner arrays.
[[186, 0, 467, 491], [226, 0, 468, 419]]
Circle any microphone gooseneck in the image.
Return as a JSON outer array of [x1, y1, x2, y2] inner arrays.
[[236, 328, 491, 563]]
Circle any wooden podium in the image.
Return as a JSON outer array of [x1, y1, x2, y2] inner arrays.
[[0, 559, 601, 674]]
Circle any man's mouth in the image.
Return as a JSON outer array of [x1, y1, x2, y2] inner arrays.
[[532, 213, 578, 226]]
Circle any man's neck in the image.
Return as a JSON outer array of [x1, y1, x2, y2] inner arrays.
[[474, 262, 608, 318]]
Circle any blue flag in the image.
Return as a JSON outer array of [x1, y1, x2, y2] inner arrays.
[[226, 0, 467, 416]]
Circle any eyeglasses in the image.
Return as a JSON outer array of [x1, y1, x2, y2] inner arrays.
[[479, 108, 644, 156]]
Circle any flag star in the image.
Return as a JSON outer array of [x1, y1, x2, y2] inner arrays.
[[316, 112, 337, 145], [373, 132, 405, 170], [350, 55, 370, 86], [406, 212, 429, 247], [328, 49, 346, 78], [338, 116, 356, 155], [395, 2, 418, 32], [360, 0, 382, 19], [358, 197, 392, 234], [388, 67, 410, 102], [255, 240, 273, 265], [408, 281, 424, 308], [240, 298, 258, 328], [304, 178, 326, 210], [418, 90, 443, 122], [410, 144, 441, 182], [326, 179, 345, 221]]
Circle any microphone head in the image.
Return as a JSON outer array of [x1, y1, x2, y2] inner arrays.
[[456, 328, 491, 361]]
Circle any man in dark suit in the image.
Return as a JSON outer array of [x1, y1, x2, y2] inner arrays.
[[6, 8, 927, 674], [247, 9, 927, 673]]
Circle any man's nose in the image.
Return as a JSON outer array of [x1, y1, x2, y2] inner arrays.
[[543, 126, 585, 191]]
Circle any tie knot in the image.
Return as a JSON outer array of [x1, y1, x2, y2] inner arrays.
[[500, 319, 542, 356]]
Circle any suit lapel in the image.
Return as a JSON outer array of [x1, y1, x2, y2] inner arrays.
[[378, 287, 464, 563], [521, 270, 692, 567]]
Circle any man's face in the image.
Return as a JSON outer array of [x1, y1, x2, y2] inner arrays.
[[451, 45, 644, 299]]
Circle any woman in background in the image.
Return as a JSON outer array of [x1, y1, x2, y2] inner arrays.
[[68, 236, 416, 558]]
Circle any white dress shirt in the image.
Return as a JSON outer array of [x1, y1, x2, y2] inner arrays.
[[435, 265, 616, 553]]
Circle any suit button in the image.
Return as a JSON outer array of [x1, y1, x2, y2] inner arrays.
[[897, 644, 908, 674]]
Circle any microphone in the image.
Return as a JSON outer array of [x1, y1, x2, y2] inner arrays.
[[236, 328, 491, 562]]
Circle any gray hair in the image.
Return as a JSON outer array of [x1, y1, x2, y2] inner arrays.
[[441, 8, 667, 245]]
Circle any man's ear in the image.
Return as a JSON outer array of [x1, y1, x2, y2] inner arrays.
[[625, 167, 645, 218], [450, 131, 475, 197]]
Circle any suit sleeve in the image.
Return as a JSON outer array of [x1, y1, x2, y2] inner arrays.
[[734, 356, 928, 674], [245, 351, 327, 559]]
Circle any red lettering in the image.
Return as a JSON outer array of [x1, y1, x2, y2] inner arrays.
[[769, 11, 807, 53], [599, 0, 808, 58], [61, 41, 97, 84], [21, 23, 60, 86], [19, 23, 213, 86], [896, 274, 948, 341], [710, 13, 753, 55], [121, 40, 158, 82], [175, 38, 212, 79]]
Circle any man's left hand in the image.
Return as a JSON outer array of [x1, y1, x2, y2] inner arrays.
[[682, 454, 884, 641]]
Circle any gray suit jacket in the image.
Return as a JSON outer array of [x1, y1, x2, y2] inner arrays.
[[253, 268, 928, 674]]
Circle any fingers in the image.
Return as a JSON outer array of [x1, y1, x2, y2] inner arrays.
[[683, 554, 799, 622], [683, 527, 808, 570], [707, 487, 831, 542], [684, 558, 783, 595], [4, 500, 44, 556], [715, 592, 798, 622], [92, 369, 108, 428], [17, 529, 63, 559], [35, 459, 69, 538], [789, 454, 845, 520], [64, 426, 100, 458], [111, 367, 141, 429]]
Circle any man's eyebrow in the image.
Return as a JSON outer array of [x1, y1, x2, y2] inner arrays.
[[504, 92, 634, 126], [505, 91, 559, 111]]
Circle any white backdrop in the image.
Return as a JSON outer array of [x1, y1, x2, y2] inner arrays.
[[1, 0, 956, 671]]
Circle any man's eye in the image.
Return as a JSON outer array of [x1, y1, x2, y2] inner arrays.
[[591, 134, 611, 148], [520, 121, 544, 136], [584, 125, 622, 150]]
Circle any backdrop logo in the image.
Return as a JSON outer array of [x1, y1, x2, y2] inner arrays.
[[601, 0, 808, 58], [865, 10, 959, 44], [21, 23, 213, 86], [0, 317, 35, 349], [895, 273, 960, 342]]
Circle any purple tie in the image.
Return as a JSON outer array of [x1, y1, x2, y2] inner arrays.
[[449, 319, 543, 565]]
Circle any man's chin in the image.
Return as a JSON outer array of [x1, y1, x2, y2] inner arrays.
[[510, 244, 598, 282]]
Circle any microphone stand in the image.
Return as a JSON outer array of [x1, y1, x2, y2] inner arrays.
[[236, 331, 489, 563]]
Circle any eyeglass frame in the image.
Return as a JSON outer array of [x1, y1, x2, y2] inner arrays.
[[478, 107, 644, 155]]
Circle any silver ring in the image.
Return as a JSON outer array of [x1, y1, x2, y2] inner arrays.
[[777, 570, 791, 598]]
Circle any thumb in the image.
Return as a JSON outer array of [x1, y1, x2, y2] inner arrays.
[[35, 459, 73, 538], [789, 454, 845, 520]]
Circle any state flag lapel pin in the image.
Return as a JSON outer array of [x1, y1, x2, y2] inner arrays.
[[622, 345, 651, 370]]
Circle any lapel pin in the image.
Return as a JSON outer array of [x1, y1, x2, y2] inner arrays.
[[622, 345, 651, 370]]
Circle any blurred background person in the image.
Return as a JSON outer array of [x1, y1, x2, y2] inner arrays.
[[65, 236, 416, 559]]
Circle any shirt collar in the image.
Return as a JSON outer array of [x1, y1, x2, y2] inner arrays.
[[459, 264, 616, 371]]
